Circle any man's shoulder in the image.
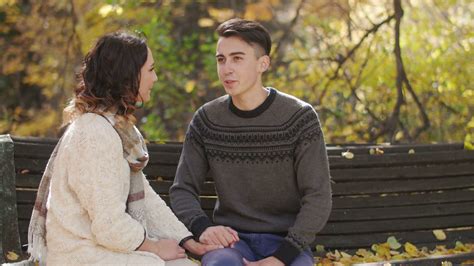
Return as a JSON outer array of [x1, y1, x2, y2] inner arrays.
[[274, 88, 315, 113], [194, 94, 228, 117]]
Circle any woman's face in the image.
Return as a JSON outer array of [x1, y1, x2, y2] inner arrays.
[[137, 47, 157, 103]]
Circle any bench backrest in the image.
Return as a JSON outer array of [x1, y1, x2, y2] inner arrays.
[[3, 135, 474, 258]]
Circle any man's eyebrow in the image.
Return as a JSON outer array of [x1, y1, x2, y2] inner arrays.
[[216, 51, 246, 57]]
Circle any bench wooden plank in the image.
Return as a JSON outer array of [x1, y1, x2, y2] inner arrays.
[[15, 149, 474, 174], [332, 176, 474, 195], [148, 176, 474, 196], [330, 163, 474, 181], [320, 214, 474, 235], [329, 150, 474, 168], [314, 228, 474, 250], [332, 190, 474, 208]]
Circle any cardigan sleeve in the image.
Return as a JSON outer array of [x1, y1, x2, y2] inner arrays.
[[142, 173, 193, 242], [67, 114, 145, 252]]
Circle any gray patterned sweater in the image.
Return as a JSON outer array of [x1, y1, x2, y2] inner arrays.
[[170, 88, 332, 264]]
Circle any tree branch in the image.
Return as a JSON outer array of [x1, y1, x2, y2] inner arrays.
[[317, 13, 395, 105]]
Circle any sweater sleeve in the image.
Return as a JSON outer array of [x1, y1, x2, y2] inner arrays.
[[67, 114, 145, 252], [142, 173, 193, 242], [169, 112, 214, 239], [272, 108, 332, 265]]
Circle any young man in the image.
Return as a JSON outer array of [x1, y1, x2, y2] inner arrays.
[[170, 18, 332, 266]]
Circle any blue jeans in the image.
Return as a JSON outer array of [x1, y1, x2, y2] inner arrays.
[[201, 232, 313, 266]]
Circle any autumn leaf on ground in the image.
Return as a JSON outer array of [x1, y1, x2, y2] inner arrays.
[[316, 244, 325, 253], [408, 148, 415, 154], [433, 229, 447, 240], [375, 147, 384, 155], [404, 242, 421, 257], [6, 251, 19, 261], [342, 151, 354, 159], [387, 236, 402, 249]]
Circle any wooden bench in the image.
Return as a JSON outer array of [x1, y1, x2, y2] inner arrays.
[[1, 134, 474, 264]]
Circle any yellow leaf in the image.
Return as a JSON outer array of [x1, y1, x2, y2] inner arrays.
[[408, 148, 415, 154], [375, 147, 384, 155], [6, 251, 19, 261], [404, 242, 420, 257], [342, 151, 354, 159], [454, 241, 469, 252], [315, 244, 325, 253], [340, 251, 351, 258], [208, 7, 234, 22], [371, 243, 391, 259], [198, 18, 214, 28], [185, 80, 196, 93], [433, 229, 447, 240]]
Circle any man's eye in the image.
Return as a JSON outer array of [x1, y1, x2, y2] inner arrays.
[[217, 58, 225, 63], [234, 57, 242, 61]]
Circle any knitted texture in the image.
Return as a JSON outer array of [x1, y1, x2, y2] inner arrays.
[[38, 113, 192, 265], [170, 88, 332, 262]]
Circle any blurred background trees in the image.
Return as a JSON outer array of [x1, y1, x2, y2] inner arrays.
[[0, 0, 472, 143]]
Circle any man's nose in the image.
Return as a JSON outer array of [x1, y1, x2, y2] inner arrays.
[[222, 62, 234, 75]]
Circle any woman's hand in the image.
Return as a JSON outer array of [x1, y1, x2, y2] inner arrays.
[[138, 238, 186, 260], [182, 238, 223, 255]]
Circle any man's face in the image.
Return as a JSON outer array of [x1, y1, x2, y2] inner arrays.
[[216, 36, 268, 98]]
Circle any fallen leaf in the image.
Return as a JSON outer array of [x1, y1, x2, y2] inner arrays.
[[316, 244, 325, 253], [433, 229, 447, 240], [387, 236, 402, 249], [408, 148, 415, 154], [404, 242, 421, 257], [6, 251, 19, 261], [342, 151, 354, 159]]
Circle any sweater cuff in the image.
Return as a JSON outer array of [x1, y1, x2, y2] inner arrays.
[[271, 239, 301, 265], [190, 216, 214, 239], [179, 235, 194, 247], [134, 229, 147, 251]]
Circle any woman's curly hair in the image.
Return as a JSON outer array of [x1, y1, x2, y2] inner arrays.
[[64, 32, 148, 124]]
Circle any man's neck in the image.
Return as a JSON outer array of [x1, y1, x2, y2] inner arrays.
[[232, 87, 269, 111]]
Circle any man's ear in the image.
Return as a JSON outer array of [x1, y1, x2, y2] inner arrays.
[[259, 55, 270, 73]]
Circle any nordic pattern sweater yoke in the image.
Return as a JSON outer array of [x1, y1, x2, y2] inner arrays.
[[170, 88, 332, 264]]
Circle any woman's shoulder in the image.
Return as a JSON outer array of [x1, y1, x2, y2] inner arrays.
[[64, 113, 121, 147]]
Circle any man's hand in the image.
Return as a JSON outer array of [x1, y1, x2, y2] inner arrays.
[[199, 226, 239, 247], [182, 238, 222, 255], [138, 238, 186, 261], [244, 257, 285, 266]]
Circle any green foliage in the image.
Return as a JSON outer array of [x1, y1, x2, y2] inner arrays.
[[0, 0, 472, 143]]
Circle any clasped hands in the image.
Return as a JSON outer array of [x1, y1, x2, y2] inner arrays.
[[139, 225, 283, 265], [197, 226, 284, 266]]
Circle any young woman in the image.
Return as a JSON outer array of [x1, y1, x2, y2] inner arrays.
[[28, 32, 219, 265]]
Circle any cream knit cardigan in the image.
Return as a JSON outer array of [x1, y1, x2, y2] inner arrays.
[[44, 113, 195, 265]]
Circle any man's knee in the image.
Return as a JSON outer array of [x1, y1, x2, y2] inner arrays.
[[201, 248, 244, 266]]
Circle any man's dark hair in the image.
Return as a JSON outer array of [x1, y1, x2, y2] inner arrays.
[[216, 18, 271, 56]]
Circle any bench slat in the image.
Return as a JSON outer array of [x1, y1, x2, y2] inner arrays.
[[146, 176, 474, 196], [320, 214, 474, 235], [15, 150, 474, 174], [313, 228, 474, 250], [331, 163, 474, 181]]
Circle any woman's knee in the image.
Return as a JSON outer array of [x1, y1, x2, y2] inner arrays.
[[201, 248, 244, 266]]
